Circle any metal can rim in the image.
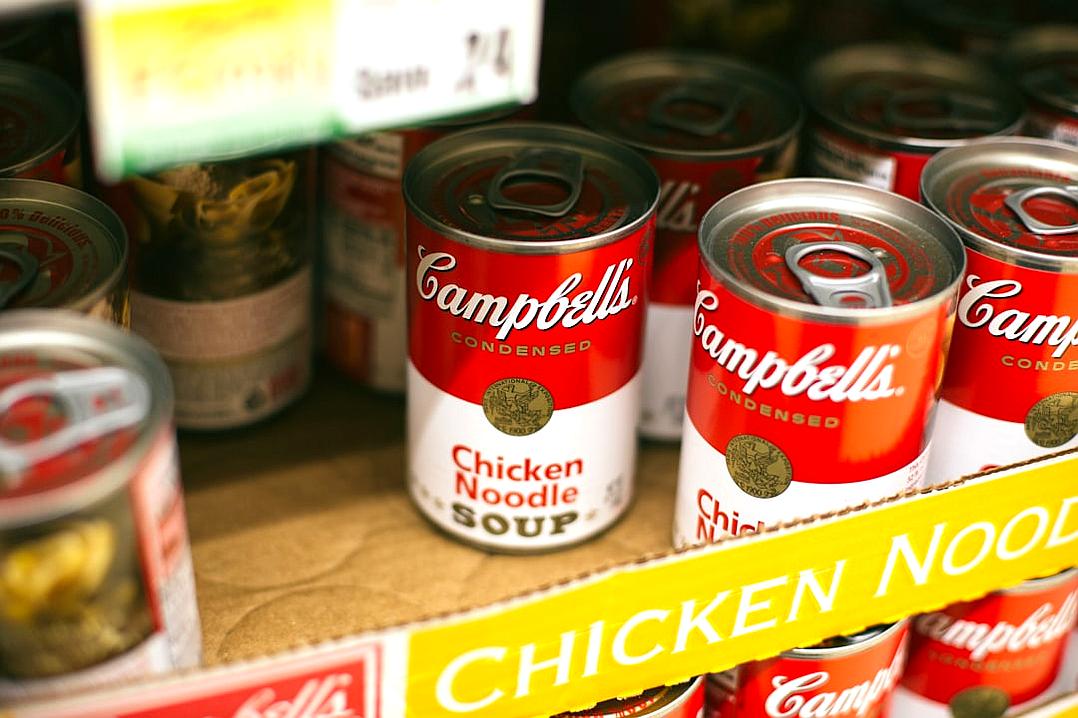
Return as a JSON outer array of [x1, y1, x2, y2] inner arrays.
[[782, 618, 908, 660], [803, 43, 1026, 152], [697, 178, 967, 324], [0, 178, 129, 310], [402, 121, 660, 255], [561, 676, 704, 717], [0, 310, 173, 528], [571, 50, 805, 161], [1006, 24, 1078, 117], [919, 136, 1078, 274], [0, 60, 80, 178], [1001, 566, 1078, 595]]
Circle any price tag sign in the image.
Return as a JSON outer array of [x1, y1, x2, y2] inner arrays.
[[81, 0, 541, 180]]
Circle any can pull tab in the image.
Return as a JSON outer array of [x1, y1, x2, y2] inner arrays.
[[883, 89, 1001, 133], [0, 239, 39, 308], [785, 241, 893, 309], [647, 83, 742, 137], [0, 367, 151, 488], [486, 149, 584, 218], [1004, 185, 1078, 236]]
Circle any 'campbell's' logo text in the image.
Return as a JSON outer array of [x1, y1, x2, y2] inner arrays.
[[223, 673, 357, 718], [764, 642, 906, 717], [913, 590, 1078, 662], [959, 276, 1078, 359], [416, 247, 636, 341], [694, 288, 904, 401]]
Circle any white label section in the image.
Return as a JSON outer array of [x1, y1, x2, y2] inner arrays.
[[891, 684, 1055, 718], [640, 302, 692, 441], [131, 267, 311, 361], [407, 361, 638, 552], [1028, 111, 1078, 147], [673, 413, 926, 549], [809, 131, 896, 191], [926, 399, 1078, 488], [330, 132, 405, 179]]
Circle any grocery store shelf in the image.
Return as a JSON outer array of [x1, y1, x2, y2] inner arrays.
[[12, 369, 1077, 718]]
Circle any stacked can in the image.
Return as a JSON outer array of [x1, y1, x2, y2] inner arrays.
[[894, 570, 1078, 717], [921, 139, 1078, 483], [556, 677, 704, 718], [0, 61, 81, 187], [673, 179, 964, 547], [0, 179, 128, 324], [323, 108, 522, 392], [0, 311, 201, 702], [572, 52, 802, 440], [803, 44, 1024, 200], [707, 622, 909, 718], [1005, 25, 1078, 146], [116, 153, 312, 430], [403, 123, 658, 553]]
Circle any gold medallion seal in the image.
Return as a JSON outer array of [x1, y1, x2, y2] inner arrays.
[[725, 434, 792, 499], [948, 685, 1010, 718], [482, 378, 554, 436], [1024, 391, 1078, 448]]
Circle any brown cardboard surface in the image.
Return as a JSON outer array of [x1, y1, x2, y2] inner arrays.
[[180, 368, 680, 666]]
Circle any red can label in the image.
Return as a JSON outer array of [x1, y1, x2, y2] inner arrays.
[[894, 574, 1078, 717], [927, 249, 1078, 483], [808, 128, 931, 201], [406, 219, 652, 550], [674, 266, 949, 545], [641, 146, 797, 439], [708, 625, 909, 718], [1026, 106, 1078, 147]]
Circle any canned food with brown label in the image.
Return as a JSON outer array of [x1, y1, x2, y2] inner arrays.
[[707, 622, 908, 718], [323, 107, 523, 393], [674, 179, 965, 547], [557, 677, 704, 718], [1006, 25, 1078, 147], [0, 310, 201, 702], [122, 153, 312, 430], [920, 138, 1078, 484], [0, 61, 81, 188], [572, 52, 802, 440], [803, 44, 1024, 200], [894, 570, 1078, 718], [0, 179, 128, 324], [404, 123, 659, 553]]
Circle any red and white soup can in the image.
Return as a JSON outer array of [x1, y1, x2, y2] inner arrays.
[[893, 569, 1078, 718], [0, 60, 81, 188], [1006, 25, 1078, 147], [403, 123, 658, 553], [572, 51, 802, 440], [323, 108, 523, 392], [920, 139, 1078, 484], [559, 677, 705, 718], [0, 311, 200, 702], [707, 622, 909, 718], [674, 179, 964, 547], [803, 44, 1024, 200]]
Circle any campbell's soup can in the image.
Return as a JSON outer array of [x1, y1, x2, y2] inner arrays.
[[322, 108, 523, 392], [921, 139, 1078, 484], [674, 179, 964, 547], [557, 677, 705, 718], [571, 52, 802, 440], [0, 61, 81, 187], [707, 622, 909, 718], [121, 153, 312, 430], [893, 570, 1078, 717], [0, 311, 201, 702], [0, 179, 128, 324], [1006, 25, 1078, 147], [403, 123, 658, 553], [803, 44, 1024, 200]]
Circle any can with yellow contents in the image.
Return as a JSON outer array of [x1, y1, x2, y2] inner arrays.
[[0, 311, 200, 702]]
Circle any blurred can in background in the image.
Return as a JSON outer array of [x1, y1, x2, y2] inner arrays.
[[0, 311, 200, 702], [0, 61, 82, 188], [1005, 25, 1078, 146], [572, 52, 801, 440]]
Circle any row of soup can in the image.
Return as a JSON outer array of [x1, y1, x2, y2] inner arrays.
[[551, 568, 1078, 717]]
